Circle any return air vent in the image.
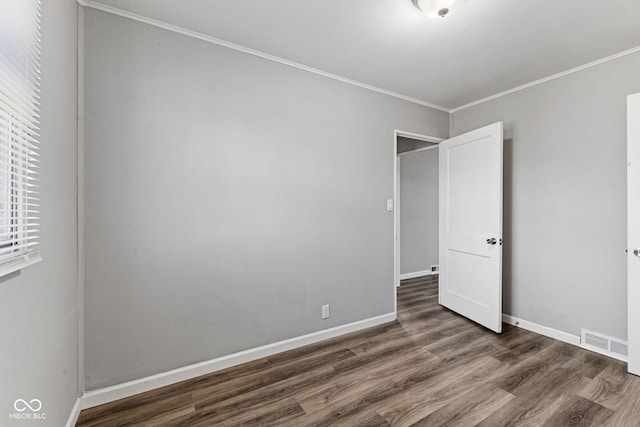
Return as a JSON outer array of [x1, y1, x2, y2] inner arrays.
[[581, 329, 628, 362]]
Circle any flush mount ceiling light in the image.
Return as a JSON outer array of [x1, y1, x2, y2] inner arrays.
[[412, 0, 464, 18]]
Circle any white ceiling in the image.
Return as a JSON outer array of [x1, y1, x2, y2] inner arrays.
[[89, 0, 640, 110]]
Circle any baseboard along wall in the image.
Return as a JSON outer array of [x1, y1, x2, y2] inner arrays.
[[502, 314, 581, 346], [79, 312, 396, 410], [65, 398, 82, 427], [75, 310, 624, 413]]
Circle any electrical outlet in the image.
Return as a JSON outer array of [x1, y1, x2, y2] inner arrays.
[[321, 304, 330, 320]]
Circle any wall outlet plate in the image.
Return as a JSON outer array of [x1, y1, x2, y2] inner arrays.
[[321, 304, 330, 320]]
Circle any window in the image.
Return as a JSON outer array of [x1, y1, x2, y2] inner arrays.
[[0, 0, 42, 274]]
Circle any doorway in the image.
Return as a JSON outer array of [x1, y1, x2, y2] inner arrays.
[[393, 123, 504, 333], [393, 131, 442, 301]]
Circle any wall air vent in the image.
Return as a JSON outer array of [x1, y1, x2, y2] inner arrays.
[[581, 329, 628, 362]]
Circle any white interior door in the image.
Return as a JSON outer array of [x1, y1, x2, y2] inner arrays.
[[439, 122, 503, 333], [628, 93, 640, 375]]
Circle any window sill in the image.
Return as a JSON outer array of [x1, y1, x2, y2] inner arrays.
[[0, 251, 42, 278]]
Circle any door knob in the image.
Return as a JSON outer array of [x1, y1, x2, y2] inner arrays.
[[634, 248, 640, 257], [486, 238, 497, 245]]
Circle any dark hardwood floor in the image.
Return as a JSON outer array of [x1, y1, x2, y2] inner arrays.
[[77, 275, 640, 426]]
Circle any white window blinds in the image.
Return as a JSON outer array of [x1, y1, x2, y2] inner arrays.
[[0, 0, 42, 266]]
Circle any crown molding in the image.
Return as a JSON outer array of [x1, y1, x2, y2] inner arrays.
[[451, 44, 640, 113], [76, 0, 451, 113], [77, 0, 640, 116]]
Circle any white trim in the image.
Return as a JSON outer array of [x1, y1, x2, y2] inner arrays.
[[76, 3, 640, 115], [75, 0, 449, 113], [395, 155, 400, 289], [503, 315, 629, 362], [397, 144, 440, 156], [451, 45, 640, 113], [628, 93, 640, 375], [399, 270, 437, 280], [394, 129, 443, 294], [502, 314, 581, 346], [395, 130, 444, 143], [79, 312, 396, 409], [0, 251, 42, 278], [77, 2, 86, 397], [65, 398, 82, 427]]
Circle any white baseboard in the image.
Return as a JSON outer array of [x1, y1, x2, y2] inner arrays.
[[65, 397, 81, 427], [80, 312, 396, 410], [399, 270, 437, 280], [502, 314, 581, 346]]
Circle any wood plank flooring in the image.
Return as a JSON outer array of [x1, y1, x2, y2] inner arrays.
[[77, 275, 640, 426]]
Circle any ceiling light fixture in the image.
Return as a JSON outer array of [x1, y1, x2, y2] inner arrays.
[[412, 0, 463, 18]]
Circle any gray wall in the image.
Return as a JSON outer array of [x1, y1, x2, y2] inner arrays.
[[0, 0, 79, 425], [452, 51, 640, 340], [83, 9, 449, 390], [399, 149, 439, 274]]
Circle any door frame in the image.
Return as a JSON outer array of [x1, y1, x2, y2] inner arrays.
[[393, 130, 443, 312], [397, 144, 440, 285], [628, 93, 640, 375]]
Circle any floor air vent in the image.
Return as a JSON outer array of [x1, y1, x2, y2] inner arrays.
[[581, 329, 628, 361]]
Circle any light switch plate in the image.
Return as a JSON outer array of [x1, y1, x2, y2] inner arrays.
[[386, 199, 394, 211]]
